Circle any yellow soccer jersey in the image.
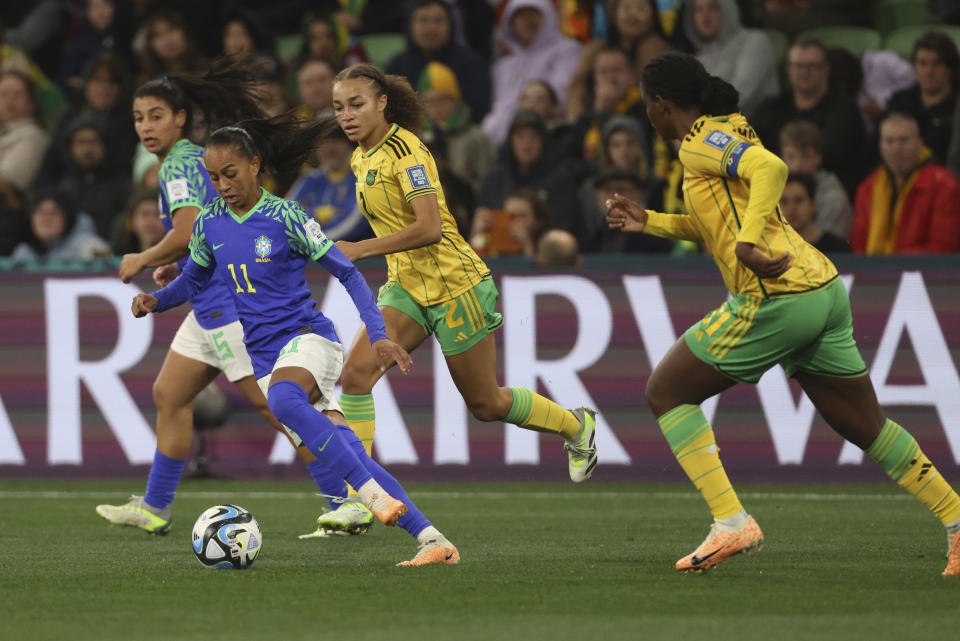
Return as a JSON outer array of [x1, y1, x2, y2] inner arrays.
[[644, 114, 838, 298], [351, 124, 490, 306]]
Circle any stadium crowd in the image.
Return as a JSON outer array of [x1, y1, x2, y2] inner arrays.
[[2, 0, 960, 264]]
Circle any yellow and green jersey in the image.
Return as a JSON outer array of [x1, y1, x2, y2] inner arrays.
[[645, 114, 838, 298], [351, 124, 489, 306]]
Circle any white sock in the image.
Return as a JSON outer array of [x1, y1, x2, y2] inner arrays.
[[356, 479, 387, 508], [946, 516, 960, 537], [715, 510, 749, 532], [417, 525, 442, 544]]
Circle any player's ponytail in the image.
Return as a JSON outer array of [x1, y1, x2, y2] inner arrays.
[[334, 63, 424, 134], [641, 52, 740, 117], [133, 57, 265, 140], [206, 114, 338, 177]]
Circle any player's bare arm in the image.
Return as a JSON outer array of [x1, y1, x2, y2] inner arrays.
[[336, 193, 442, 262]]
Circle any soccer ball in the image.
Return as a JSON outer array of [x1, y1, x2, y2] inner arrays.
[[191, 504, 262, 569]]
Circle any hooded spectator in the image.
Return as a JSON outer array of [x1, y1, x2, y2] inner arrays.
[[11, 188, 109, 262]]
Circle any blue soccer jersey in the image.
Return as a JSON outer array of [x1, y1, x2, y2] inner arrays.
[[158, 139, 239, 329], [153, 188, 387, 379]]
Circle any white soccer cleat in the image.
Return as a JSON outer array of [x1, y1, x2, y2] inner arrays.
[[96, 495, 172, 535], [564, 407, 598, 483]]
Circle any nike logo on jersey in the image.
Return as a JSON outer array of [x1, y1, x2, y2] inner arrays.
[[213, 243, 225, 250], [690, 548, 723, 566]]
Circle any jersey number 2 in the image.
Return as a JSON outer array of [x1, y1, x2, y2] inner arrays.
[[227, 263, 257, 293]]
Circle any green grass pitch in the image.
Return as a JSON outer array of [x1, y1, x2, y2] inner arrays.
[[1, 480, 957, 641]]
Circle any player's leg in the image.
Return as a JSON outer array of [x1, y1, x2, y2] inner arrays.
[[340, 304, 429, 455], [95, 348, 218, 534], [795, 371, 960, 575], [439, 280, 598, 481]]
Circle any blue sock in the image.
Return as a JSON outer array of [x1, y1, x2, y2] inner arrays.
[[305, 459, 348, 510], [268, 381, 372, 489], [144, 450, 187, 510], [337, 424, 431, 538]]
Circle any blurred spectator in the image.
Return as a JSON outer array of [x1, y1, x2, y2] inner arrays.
[[11, 188, 109, 263], [385, 0, 491, 122], [566, 0, 671, 121], [536, 228, 582, 267], [42, 52, 137, 184], [0, 25, 66, 127], [220, 10, 274, 64], [483, 0, 582, 146], [885, 32, 958, 165], [420, 128, 475, 236], [0, 70, 49, 195], [254, 72, 293, 118], [470, 188, 547, 258], [859, 50, 914, 135], [602, 114, 648, 175], [36, 112, 130, 239], [851, 113, 960, 254], [285, 127, 372, 243], [137, 9, 206, 84], [580, 167, 672, 252], [294, 57, 336, 121], [518, 78, 574, 151], [779, 173, 850, 253], [287, 13, 367, 72], [419, 61, 496, 192], [751, 38, 866, 195], [110, 187, 164, 254], [948, 98, 960, 179], [1, 1, 65, 76], [779, 120, 852, 238], [682, 0, 778, 117], [477, 109, 580, 232], [59, 0, 130, 91]]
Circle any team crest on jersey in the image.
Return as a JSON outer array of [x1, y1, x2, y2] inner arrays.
[[704, 130, 734, 150], [365, 169, 378, 185], [255, 235, 272, 262]]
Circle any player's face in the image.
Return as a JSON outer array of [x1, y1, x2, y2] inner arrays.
[[779, 181, 816, 231], [333, 78, 388, 146], [204, 144, 262, 211], [132, 96, 186, 156], [642, 93, 677, 140]]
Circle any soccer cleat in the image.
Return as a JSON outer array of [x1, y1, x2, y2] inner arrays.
[[564, 407, 598, 483], [396, 536, 460, 567], [364, 490, 407, 526], [95, 495, 171, 535], [316, 502, 375, 535], [943, 532, 960, 576], [675, 516, 763, 572]]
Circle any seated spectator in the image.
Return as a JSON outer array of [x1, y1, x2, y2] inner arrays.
[[518, 79, 565, 132], [566, 0, 672, 121], [254, 71, 293, 118], [579, 166, 673, 253], [859, 49, 914, 135], [948, 98, 960, 179], [779, 173, 851, 253], [137, 8, 206, 84], [419, 128, 475, 237], [0, 70, 49, 196], [682, 0, 779, 117], [470, 188, 547, 258], [294, 57, 336, 121], [36, 112, 130, 239], [600, 114, 649, 177], [219, 9, 275, 70], [751, 38, 866, 195], [11, 189, 109, 263], [110, 187, 164, 254], [536, 228, 582, 267], [779, 120, 852, 238], [477, 109, 579, 232], [0, 22, 66, 126], [483, 0, 582, 146], [58, 0, 130, 91], [419, 61, 495, 192], [851, 113, 960, 254], [283, 13, 367, 103], [385, 0, 491, 122], [285, 127, 372, 242], [885, 32, 958, 165]]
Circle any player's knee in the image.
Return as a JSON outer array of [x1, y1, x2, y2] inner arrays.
[[152, 379, 176, 412], [466, 398, 502, 422], [644, 371, 672, 417], [339, 358, 376, 395]]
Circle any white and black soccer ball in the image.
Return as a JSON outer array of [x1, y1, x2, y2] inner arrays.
[[191, 504, 262, 569]]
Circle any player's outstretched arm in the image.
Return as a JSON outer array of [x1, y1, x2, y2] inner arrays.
[[151, 256, 214, 313], [336, 193, 442, 262]]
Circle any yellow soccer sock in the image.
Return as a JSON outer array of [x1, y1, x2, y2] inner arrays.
[[866, 419, 960, 526], [503, 387, 581, 440], [340, 393, 376, 497], [659, 404, 744, 520]]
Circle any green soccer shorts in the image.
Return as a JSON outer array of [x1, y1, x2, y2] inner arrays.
[[684, 276, 867, 384], [377, 278, 504, 356]]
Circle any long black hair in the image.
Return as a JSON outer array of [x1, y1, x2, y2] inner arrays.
[[205, 114, 338, 177], [133, 57, 265, 140], [334, 63, 424, 134], [641, 53, 740, 117]]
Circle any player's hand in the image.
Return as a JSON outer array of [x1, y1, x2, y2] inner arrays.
[[336, 240, 361, 263], [604, 193, 648, 232], [372, 338, 412, 375], [153, 263, 180, 287], [118, 253, 145, 283], [735, 242, 792, 278], [131, 293, 158, 318]]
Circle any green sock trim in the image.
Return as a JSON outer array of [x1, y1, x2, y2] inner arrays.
[[866, 420, 918, 482], [658, 404, 711, 451], [340, 393, 375, 421], [504, 387, 533, 425]]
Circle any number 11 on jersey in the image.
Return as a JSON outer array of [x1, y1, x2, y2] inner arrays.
[[227, 263, 257, 293]]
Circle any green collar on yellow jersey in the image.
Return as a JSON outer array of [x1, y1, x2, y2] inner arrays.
[[361, 124, 400, 158]]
